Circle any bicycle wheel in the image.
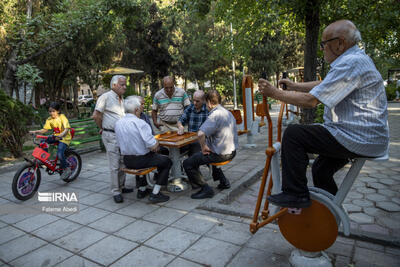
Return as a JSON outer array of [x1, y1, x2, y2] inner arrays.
[[63, 150, 82, 182], [12, 163, 41, 201]]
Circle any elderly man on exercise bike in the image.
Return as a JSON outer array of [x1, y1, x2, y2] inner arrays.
[[258, 19, 389, 209]]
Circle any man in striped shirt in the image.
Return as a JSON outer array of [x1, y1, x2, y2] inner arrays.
[[152, 76, 191, 132], [258, 20, 389, 208]]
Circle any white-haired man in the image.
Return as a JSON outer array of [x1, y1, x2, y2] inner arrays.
[[115, 97, 172, 203], [258, 20, 389, 208], [93, 75, 131, 203]]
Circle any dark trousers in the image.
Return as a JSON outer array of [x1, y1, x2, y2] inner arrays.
[[183, 150, 236, 187], [281, 124, 360, 196], [187, 142, 223, 181], [123, 152, 172, 186]]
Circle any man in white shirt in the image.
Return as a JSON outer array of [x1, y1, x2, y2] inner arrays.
[[93, 75, 130, 203], [115, 96, 172, 203]]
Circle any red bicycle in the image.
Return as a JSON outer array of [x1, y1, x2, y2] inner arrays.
[[12, 134, 82, 200]]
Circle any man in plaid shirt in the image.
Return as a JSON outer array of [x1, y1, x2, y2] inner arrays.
[[177, 90, 228, 188]]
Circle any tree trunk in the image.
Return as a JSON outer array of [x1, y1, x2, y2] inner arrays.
[[2, 50, 18, 96], [301, 0, 320, 124]]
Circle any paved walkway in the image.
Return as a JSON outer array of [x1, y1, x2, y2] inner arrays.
[[0, 103, 399, 266]]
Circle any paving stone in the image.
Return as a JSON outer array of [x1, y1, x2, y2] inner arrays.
[[376, 201, 400, 212], [32, 219, 82, 242], [10, 243, 72, 267], [0, 226, 25, 245], [0, 234, 47, 262], [115, 201, 159, 218], [164, 196, 208, 211], [349, 213, 374, 224], [347, 191, 364, 199], [377, 216, 400, 230], [171, 213, 219, 234], [145, 227, 200, 255], [326, 239, 354, 257], [143, 207, 187, 226], [356, 240, 385, 252], [0, 212, 33, 224], [378, 189, 398, 197], [14, 213, 59, 232], [365, 193, 388, 202], [110, 245, 174, 267], [55, 255, 101, 266], [66, 206, 110, 225], [167, 257, 203, 267], [88, 213, 134, 233], [356, 187, 376, 194], [360, 177, 378, 183], [227, 247, 289, 267], [94, 197, 134, 212], [379, 178, 397, 185], [53, 227, 107, 253], [353, 247, 400, 267], [367, 182, 387, 190], [182, 237, 240, 267], [80, 235, 138, 266], [79, 193, 110, 206], [114, 219, 165, 243], [360, 224, 390, 236], [334, 255, 351, 267], [363, 207, 385, 217], [392, 197, 400, 205], [205, 220, 253, 246], [352, 199, 374, 208], [385, 246, 400, 256], [343, 203, 362, 213]]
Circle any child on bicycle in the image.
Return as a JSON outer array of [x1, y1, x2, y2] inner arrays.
[[29, 102, 72, 179]]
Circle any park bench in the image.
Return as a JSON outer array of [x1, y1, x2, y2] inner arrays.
[[69, 118, 104, 152]]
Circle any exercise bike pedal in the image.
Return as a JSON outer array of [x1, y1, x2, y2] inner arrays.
[[287, 208, 302, 215]]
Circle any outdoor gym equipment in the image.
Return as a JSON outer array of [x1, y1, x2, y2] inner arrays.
[[249, 94, 388, 263]]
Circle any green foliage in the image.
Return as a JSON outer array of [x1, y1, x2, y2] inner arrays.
[[314, 104, 324, 123], [0, 90, 38, 157], [15, 64, 43, 85], [144, 95, 152, 113], [385, 84, 399, 101]]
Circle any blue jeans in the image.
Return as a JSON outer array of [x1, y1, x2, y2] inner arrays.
[[57, 142, 69, 169]]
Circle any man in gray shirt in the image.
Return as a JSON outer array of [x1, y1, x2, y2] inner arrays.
[[183, 90, 239, 199], [258, 20, 389, 208]]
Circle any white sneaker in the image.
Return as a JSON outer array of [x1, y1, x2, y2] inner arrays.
[[60, 168, 72, 180]]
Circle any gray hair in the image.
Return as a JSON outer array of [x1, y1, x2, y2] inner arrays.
[[124, 96, 141, 114], [110, 75, 126, 89]]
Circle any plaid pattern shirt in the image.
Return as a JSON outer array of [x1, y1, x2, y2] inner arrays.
[[179, 104, 209, 132]]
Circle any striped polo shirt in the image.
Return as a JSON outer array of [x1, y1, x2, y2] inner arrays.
[[152, 87, 190, 123], [310, 45, 389, 157]]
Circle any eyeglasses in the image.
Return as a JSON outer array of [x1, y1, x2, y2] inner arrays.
[[320, 37, 339, 49]]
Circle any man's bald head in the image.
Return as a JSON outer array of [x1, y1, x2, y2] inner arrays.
[[321, 20, 361, 63], [324, 20, 361, 47]]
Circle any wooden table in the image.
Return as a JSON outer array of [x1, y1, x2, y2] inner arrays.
[[155, 131, 198, 191]]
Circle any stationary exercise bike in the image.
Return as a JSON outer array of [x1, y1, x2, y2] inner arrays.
[[250, 96, 388, 256]]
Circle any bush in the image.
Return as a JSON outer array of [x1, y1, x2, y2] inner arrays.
[[314, 104, 325, 123], [385, 83, 399, 101], [0, 90, 39, 157]]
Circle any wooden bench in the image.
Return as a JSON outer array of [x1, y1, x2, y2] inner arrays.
[[121, 167, 158, 187], [69, 118, 104, 152]]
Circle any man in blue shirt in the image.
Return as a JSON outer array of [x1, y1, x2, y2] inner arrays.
[[258, 20, 389, 208]]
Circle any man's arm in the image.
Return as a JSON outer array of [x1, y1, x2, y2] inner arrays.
[[198, 130, 211, 155], [259, 79, 319, 108], [152, 110, 161, 129], [279, 79, 322, 93], [92, 110, 103, 134]]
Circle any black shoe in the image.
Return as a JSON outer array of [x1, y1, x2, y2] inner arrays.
[[191, 185, 214, 199], [267, 192, 311, 208], [217, 180, 231, 190], [149, 192, 170, 203], [137, 188, 152, 199], [122, 188, 134, 194], [113, 194, 124, 203]]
